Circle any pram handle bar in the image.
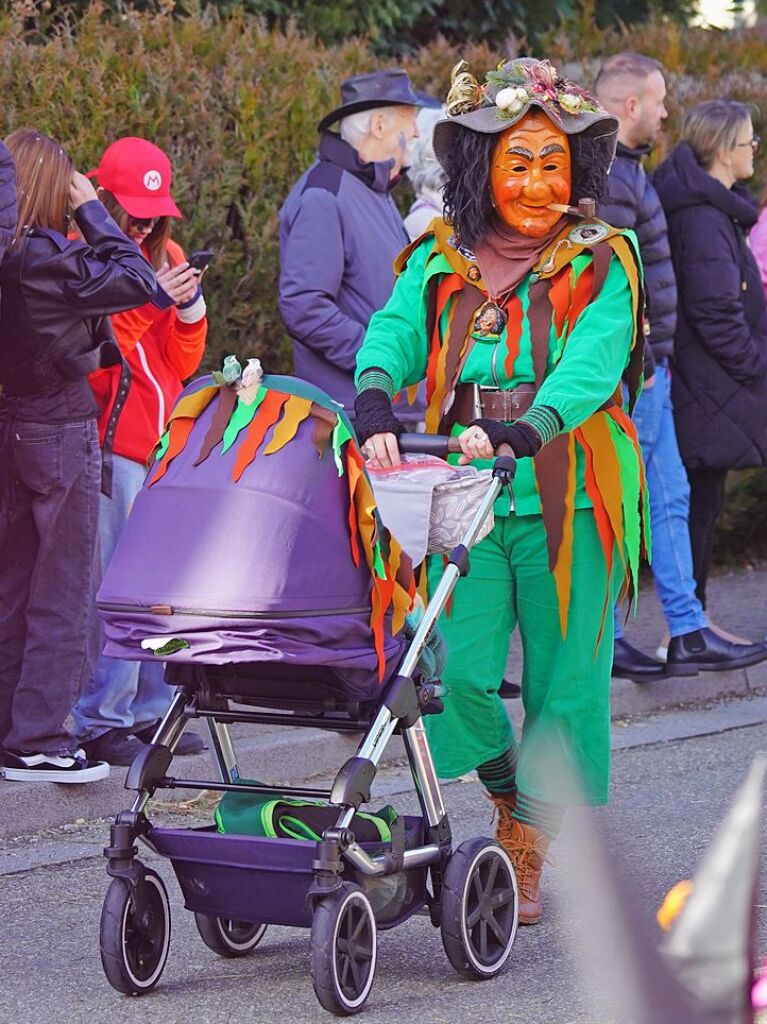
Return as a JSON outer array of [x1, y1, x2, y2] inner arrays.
[[399, 432, 516, 463]]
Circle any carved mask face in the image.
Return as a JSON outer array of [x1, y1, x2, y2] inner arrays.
[[490, 111, 572, 237]]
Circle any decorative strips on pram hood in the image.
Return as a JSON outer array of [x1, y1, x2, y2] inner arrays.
[[148, 370, 415, 681]]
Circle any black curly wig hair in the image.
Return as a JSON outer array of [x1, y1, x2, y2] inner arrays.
[[442, 124, 615, 249]]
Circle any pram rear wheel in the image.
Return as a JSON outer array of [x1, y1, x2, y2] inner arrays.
[[310, 882, 377, 1016], [440, 838, 518, 979], [194, 913, 268, 957], [100, 868, 171, 995]]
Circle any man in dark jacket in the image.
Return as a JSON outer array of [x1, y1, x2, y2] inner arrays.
[[279, 70, 423, 422], [596, 53, 756, 679]]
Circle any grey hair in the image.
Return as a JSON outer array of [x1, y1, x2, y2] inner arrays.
[[339, 106, 396, 148], [406, 108, 447, 197], [682, 99, 753, 169]]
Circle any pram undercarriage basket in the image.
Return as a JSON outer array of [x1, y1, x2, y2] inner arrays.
[[96, 372, 520, 1016]]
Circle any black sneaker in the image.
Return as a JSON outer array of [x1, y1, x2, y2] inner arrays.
[[1, 748, 109, 783], [134, 721, 206, 756], [498, 678, 522, 699], [81, 729, 146, 767]]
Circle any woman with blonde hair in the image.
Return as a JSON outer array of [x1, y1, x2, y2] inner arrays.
[[0, 129, 156, 783], [655, 101, 767, 629]]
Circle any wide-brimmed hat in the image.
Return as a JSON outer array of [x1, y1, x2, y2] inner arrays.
[[433, 59, 618, 170], [87, 137, 182, 219], [318, 69, 420, 133]]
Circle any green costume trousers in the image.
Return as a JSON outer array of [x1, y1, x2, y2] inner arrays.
[[424, 509, 622, 807]]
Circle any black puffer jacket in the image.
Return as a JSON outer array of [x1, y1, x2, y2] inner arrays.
[[599, 142, 677, 373], [0, 200, 156, 423], [0, 142, 17, 257], [654, 141, 767, 470]]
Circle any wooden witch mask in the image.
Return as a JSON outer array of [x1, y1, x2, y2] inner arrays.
[[490, 110, 572, 238]]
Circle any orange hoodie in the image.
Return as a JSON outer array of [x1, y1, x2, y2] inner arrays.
[[89, 238, 207, 464]]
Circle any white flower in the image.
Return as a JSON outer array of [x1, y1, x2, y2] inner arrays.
[[559, 91, 584, 114], [495, 85, 528, 112]]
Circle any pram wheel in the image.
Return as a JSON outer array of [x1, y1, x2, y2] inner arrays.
[[100, 868, 171, 995], [440, 838, 518, 979], [310, 882, 377, 1016], [194, 914, 268, 957]]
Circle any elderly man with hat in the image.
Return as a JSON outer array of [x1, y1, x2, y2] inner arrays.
[[354, 58, 650, 924], [279, 69, 423, 421]]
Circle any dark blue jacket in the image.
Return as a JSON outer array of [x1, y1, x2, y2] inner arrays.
[[654, 142, 767, 470], [0, 142, 16, 258], [599, 142, 677, 373], [279, 132, 420, 419]]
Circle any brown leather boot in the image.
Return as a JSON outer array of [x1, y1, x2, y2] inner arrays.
[[486, 790, 517, 848], [499, 818, 551, 925]]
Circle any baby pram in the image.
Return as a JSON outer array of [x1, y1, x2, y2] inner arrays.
[[97, 371, 519, 1015]]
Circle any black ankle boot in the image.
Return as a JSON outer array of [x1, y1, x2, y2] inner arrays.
[[612, 638, 666, 683], [666, 628, 767, 675]]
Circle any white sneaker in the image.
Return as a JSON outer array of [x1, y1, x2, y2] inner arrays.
[[1, 748, 110, 783]]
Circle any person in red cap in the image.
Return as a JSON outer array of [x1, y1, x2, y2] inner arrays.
[[73, 137, 208, 765]]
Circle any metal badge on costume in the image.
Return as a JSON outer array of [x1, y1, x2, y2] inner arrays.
[[568, 222, 611, 246]]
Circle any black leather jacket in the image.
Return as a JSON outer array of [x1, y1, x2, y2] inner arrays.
[[0, 200, 156, 422]]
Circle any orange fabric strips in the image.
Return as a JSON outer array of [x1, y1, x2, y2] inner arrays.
[[149, 417, 197, 486], [264, 395, 313, 455], [232, 391, 290, 482]]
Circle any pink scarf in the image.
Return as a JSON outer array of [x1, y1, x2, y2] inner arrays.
[[474, 217, 565, 299]]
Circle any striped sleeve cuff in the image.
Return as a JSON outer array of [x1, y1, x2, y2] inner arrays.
[[517, 405, 562, 446], [357, 368, 396, 399]]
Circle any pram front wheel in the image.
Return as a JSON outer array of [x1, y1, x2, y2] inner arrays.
[[194, 913, 268, 957], [440, 838, 518, 979], [310, 882, 377, 1016], [100, 868, 171, 995]]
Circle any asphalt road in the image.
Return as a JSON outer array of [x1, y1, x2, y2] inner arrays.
[[1, 705, 766, 1024]]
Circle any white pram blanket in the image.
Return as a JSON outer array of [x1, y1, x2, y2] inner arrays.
[[368, 455, 496, 565]]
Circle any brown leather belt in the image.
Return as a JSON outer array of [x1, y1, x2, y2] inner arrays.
[[477, 383, 537, 421]]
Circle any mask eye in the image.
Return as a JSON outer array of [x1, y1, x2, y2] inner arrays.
[[544, 163, 560, 171]]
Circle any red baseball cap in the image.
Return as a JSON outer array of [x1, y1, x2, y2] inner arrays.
[[88, 137, 182, 219]]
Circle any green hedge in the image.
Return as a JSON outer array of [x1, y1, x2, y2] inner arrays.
[[1, 5, 764, 375]]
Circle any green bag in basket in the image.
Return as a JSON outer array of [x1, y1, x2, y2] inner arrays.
[[215, 782, 397, 844]]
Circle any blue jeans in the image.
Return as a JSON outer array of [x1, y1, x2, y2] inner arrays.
[[0, 413, 101, 755], [73, 454, 170, 742], [615, 364, 707, 639]]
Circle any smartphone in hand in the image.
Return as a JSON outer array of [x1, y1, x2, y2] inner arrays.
[[188, 249, 215, 275]]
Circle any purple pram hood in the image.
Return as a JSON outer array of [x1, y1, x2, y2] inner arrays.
[[98, 374, 408, 698]]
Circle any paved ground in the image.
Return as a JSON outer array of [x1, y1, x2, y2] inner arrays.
[[2, 563, 766, 841], [1, 697, 766, 1024]]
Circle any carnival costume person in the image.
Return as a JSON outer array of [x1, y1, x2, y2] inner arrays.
[[354, 59, 649, 924]]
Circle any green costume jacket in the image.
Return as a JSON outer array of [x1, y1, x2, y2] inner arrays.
[[355, 217, 650, 636]]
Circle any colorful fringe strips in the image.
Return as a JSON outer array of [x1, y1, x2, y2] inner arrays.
[[403, 221, 649, 639], [149, 381, 415, 679]]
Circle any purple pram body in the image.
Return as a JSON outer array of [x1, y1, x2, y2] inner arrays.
[[98, 374, 405, 701]]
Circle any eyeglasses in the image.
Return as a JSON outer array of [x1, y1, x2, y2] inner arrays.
[[735, 136, 760, 149]]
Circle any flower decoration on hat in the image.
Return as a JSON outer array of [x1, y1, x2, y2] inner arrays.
[[445, 58, 603, 121]]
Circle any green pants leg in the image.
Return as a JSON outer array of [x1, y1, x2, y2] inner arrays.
[[424, 508, 622, 807]]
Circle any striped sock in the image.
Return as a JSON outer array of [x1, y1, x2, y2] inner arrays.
[[477, 747, 518, 795], [513, 791, 565, 840]]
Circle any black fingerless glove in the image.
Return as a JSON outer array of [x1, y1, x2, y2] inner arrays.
[[354, 388, 405, 445], [469, 417, 543, 458]]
